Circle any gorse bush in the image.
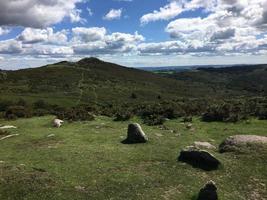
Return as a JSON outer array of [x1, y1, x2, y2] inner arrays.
[[202, 103, 248, 122], [5, 106, 32, 120], [55, 107, 95, 122], [114, 111, 132, 121], [143, 114, 166, 126], [1, 97, 267, 125]]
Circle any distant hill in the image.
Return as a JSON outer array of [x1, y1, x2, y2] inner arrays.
[[1, 58, 266, 107], [160, 64, 267, 96], [0, 58, 196, 106]]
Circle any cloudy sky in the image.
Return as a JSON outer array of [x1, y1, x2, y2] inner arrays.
[[0, 0, 267, 69]]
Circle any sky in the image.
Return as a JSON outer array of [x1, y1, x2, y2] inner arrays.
[[0, 0, 267, 69]]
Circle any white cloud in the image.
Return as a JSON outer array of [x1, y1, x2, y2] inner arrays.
[[140, 2, 183, 25], [137, 0, 267, 56], [0, 0, 84, 28], [0, 27, 10, 36], [103, 9, 122, 20], [17, 28, 68, 44], [30, 46, 74, 57], [72, 28, 144, 55], [0, 40, 23, 54], [72, 27, 107, 42], [69, 9, 86, 23], [87, 8, 93, 16]]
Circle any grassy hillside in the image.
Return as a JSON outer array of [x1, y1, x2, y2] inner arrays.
[[1, 58, 263, 108], [0, 116, 266, 200], [160, 64, 267, 97], [0, 58, 194, 107]]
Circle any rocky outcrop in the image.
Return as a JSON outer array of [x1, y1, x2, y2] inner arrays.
[[122, 123, 148, 144]]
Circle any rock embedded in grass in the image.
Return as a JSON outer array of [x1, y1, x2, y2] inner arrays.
[[219, 135, 267, 153], [121, 123, 148, 144], [0, 125, 17, 129], [52, 118, 64, 128], [194, 141, 216, 150], [178, 147, 220, 171], [197, 180, 218, 200]]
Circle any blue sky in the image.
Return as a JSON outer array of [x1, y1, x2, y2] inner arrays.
[[0, 0, 267, 69]]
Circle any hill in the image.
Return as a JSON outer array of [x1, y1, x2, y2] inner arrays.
[[158, 64, 267, 97], [0, 57, 197, 107], [2, 58, 266, 108]]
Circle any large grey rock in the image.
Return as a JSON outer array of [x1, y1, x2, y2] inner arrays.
[[178, 147, 220, 171], [219, 135, 267, 153], [197, 180, 218, 200], [122, 123, 148, 144]]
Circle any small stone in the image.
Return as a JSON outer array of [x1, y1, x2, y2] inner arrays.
[[155, 133, 163, 137], [121, 123, 148, 144], [75, 185, 86, 192], [52, 119, 64, 128], [197, 180, 218, 200], [194, 141, 216, 150], [0, 125, 17, 129], [186, 123, 193, 129], [47, 134, 55, 138]]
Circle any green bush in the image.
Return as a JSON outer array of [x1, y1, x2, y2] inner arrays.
[[0, 100, 14, 112], [5, 106, 32, 119], [143, 114, 165, 126], [114, 111, 132, 121], [56, 107, 95, 122], [33, 100, 49, 109], [0, 129, 9, 136], [202, 103, 247, 123]]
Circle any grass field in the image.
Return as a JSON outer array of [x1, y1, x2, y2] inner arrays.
[[0, 116, 266, 200]]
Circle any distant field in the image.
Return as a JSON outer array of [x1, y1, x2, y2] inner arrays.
[[0, 116, 266, 200]]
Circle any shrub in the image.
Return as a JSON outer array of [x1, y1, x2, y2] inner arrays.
[[56, 107, 95, 122], [5, 106, 32, 119], [182, 116, 193, 122], [33, 109, 50, 117], [130, 93, 137, 99], [0, 100, 14, 112], [114, 111, 132, 121], [16, 98, 27, 107], [257, 106, 267, 120], [202, 103, 247, 123], [143, 114, 165, 126], [33, 100, 49, 109], [0, 129, 9, 136]]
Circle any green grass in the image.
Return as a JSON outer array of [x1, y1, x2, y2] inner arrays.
[[0, 116, 266, 200]]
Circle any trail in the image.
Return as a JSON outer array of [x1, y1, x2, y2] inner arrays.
[[76, 72, 84, 105]]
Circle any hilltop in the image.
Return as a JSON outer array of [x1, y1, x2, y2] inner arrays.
[[0, 57, 184, 106]]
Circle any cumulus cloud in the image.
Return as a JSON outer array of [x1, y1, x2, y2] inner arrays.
[[0, 0, 84, 28], [73, 28, 144, 54], [0, 40, 23, 54], [103, 9, 122, 20], [72, 27, 107, 42], [0, 27, 10, 36], [0, 26, 145, 58], [138, 0, 267, 56], [140, 2, 183, 25], [17, 28, 68, 44]]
